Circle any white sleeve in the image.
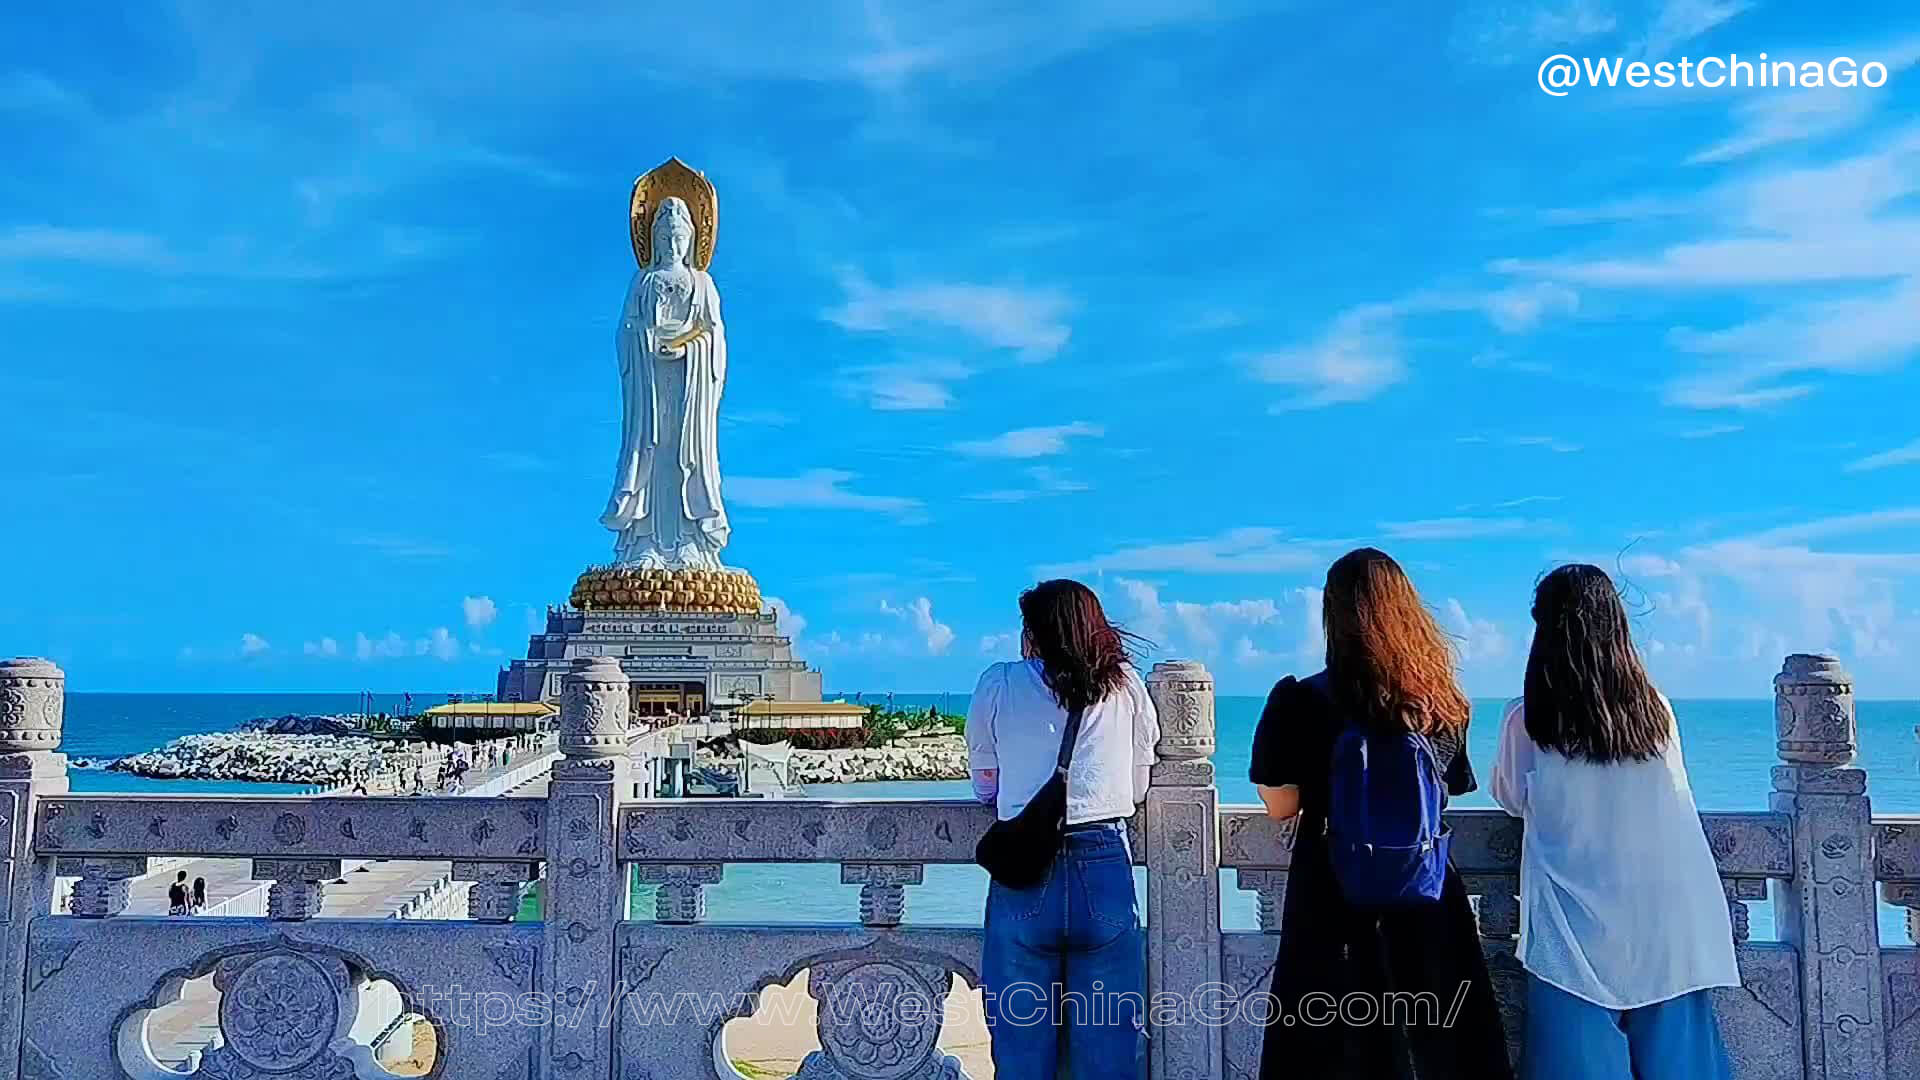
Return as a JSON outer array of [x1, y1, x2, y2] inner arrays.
[[1130, 668, 1159, 805], [966, 665, 1003, 802], [1490, 697, 1533, 818]]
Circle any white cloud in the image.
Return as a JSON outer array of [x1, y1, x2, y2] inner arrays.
[[1379, 517, 1548, 541], [1451, 0, 1617, 64], [879, 597, 954, 655], [1294, 586, 1326, 667], [1617, 511, 1920, 665], [979, 632, 1017, 655], [1495, 127, 1920, 411], [1114, 577, 1283, 656], [302, 637, 340, 658], [766, 596, 808, 644], [463, 595, 499, 631], [1847, 438, 1920, 472], [0, 225, 179, 268], [729, 469, 922, 516], [1638, 0, 1750, 59], [240, 633, 271, 657], [967, 465, 1090, 503], [1485, 282, 1579, 332], [1680, 424, 1743, 439], [825, 272, 1072, 360], [1686, 39, 1920, 164], [1247, 305, 1406, 410], [835, 360, 973, 411], [1040, 527, 1325, 577], [1443, 599, 1512, 662], [953, 422, 1103, 459], [353, 629, 464, 662]]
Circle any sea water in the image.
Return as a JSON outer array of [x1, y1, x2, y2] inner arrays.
[[59, 693, 1920, 937]]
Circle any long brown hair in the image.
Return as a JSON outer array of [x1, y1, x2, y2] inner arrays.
[[1523, 564, 1670, 762], [1322, 548, 1471, 735], [1019, 579, 1147, 712]]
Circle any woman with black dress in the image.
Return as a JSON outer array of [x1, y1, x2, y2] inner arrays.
[[1249, 547, 1514, 1079]]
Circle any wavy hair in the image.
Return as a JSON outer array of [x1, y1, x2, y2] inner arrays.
[[1322, 548, 1471, 735], [1019, 579, 1148, 713], [1523, 564, 1670, 763]]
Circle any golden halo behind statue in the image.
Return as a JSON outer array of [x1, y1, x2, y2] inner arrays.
[[630, 157, 718, 271]]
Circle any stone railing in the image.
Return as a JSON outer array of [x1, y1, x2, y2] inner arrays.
[[1, 652, 1914, 1078]]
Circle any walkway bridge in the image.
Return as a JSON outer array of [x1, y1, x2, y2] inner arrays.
[[2, 653, 1915, 1078]]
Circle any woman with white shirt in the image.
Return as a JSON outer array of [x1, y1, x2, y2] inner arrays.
[[1492, 564, 1737, 1080], [968, 578, 1159, 1079]]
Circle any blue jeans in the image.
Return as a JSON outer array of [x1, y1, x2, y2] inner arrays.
[[1521, 975, 1731, 1080], [982, 823, 1147, 1080]]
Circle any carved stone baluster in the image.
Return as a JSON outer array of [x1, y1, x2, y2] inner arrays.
[[638, 862, 722, 923], [1463, 874, 1521, 942], [541, 656, 630, 1074], [2, 657, 68, 1059], [1882, 884, 1920, 946], [452, 860, 538, 923], [56, 856, 146, 917], [1770, 653, 1888, 1079], [254, 858, 339, 921], [1723, 877, 1767, 945], [1234, 869, 1288, 933], [842, 862, 922, 927], [1145, 660, 1223, 1078]]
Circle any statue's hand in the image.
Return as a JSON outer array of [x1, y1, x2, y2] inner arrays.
[[657, 344, 688, 360]]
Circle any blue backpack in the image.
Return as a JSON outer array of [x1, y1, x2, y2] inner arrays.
[[1306, 672, 1451, 907]]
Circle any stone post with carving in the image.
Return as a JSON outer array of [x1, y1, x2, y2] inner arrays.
[[1, 658, 68, 1063], [1144, 660, 1224, 1079], [540, 657, 631, 1076], [1770, 653, 1887, 1079]]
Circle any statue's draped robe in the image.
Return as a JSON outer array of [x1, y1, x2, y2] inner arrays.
[[600, 266, 730, 566]]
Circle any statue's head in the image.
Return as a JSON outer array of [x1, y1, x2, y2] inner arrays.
[[652, 198, 695, 267]]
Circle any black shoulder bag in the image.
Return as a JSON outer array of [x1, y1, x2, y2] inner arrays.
[[974, 703, 1086, 889]]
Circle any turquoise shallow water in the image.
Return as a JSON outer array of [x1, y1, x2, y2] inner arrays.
[[60, 692, 1920, 937]]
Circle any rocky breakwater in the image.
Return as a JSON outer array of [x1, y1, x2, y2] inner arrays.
[[699, 733, 969, 784], [111, 732, 414, 785]]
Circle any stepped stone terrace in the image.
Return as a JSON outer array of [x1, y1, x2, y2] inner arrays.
[[2, 651, 1917, 1078]]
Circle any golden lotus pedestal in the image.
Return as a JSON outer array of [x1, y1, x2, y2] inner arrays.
[[569, 565, 764, 615]]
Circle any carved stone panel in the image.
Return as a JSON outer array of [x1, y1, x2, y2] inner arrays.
[[33, 795, 544, 859]]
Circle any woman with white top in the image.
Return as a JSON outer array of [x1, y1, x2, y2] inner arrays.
[[1492, 563, 1738, 1080], [968, 578, 1159, 1079]]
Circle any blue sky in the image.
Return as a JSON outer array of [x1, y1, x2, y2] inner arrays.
[[4, 1, 1919, 697]]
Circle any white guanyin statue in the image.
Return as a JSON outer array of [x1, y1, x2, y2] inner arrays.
[[600, 161, 731, 571]]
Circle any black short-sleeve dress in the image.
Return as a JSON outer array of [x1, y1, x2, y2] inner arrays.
[[1248, 673, 1514, 1080]]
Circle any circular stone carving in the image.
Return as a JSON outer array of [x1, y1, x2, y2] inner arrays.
[[819, 962, 941, 1079], [561, 656, 631, 759], [218, 952, 339, 1071], [0, 657, 64, 752]]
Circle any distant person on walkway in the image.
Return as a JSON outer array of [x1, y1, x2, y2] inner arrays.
[[1250, 547, 1513, 1079], [167, 871, 189, 916], [191, 877, 206, 915], [1493, 564, 1737, 1080], [968, 578, 1158, 1078]]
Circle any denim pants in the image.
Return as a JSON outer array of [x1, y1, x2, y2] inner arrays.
[[981, 822, 1147, 1080], [1521, 975, 1731, 1080]]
